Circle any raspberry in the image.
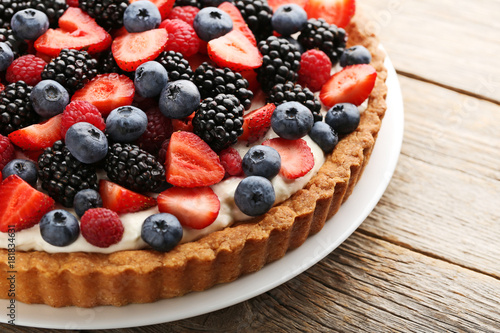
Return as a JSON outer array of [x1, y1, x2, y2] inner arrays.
[[135, 107, 173, 154], [159, 19, 200, 57], [60, 101, 106, 138], [0, 83, 4, 93], [219, 147, 243, 177], [167, 6, 199, 26], [298, 49, 332, 92], [80, 208, 124, 248], [5, 55, 46, 86], [0, 134, 15, 170]]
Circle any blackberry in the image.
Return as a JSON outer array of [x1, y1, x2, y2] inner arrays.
[[41, 49, 99, 94], [29, 0, 68, 28], [192, 62, 253, 110], [156, 51, 193, 81], [104, 143, 166, 193], [0, 0, 30, 29], [193, 93, 244, 152], [79, 0, 129, 30], [174, 0, 201, 8], [38, 140, 99, 207], [234, 0, 273, 42], [298, 18, 347, 64], [0, 27, 28, 58], [0, 81, 39, 136], [255, 36, 301, 92], [268, 82, 322, 122]]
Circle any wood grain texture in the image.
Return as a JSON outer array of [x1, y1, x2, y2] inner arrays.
[[361, 75, 500, 278], [360, 0, 500, 103], [2, 0, 500, 331]]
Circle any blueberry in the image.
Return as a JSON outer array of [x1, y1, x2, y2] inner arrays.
[[340, 45, 372, 67], [325, 103, 360, 135], [0, 42, 14, 71], [11, 9, 49, 40], [193, 7, 233, 42], [40, 210, 80, 247], [242, 145, 281, 179], [31, 80, 70, 118], [2, 159, 38, 187], [135, 61, 169, 98], [234, 176, 275, 216], [73, 189, 103, 218], [65, 122, 109, 164], [123, 0, 162, 33], [141, 213, 183, 252], [271, 101, 314, 140], [309, 121, 339, 153], [106, 106, 148, 143], [159, 80, 200, 119], [284, 36, 304, 54], [271, 4, 307, 36]]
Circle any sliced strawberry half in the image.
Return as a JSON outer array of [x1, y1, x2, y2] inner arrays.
[[157, 186, 220, 229], [262, 138, 314, 179], [99, 180, 157, 215], [34, 7, 112, 57], [305, 0, 356, 28], [208, 30, 263, 72], [239, 103, 276, 144], [320, 64, 377, 108], [218, 2, 256, 46], [71, 73, 135, 116], [130, 0, 175, 20], [0, 175, 55, 232], [8, 114, 63, 151], [112, 28, 168, 72], [166, 131, 225, 187], [268, 0, 309, 11]]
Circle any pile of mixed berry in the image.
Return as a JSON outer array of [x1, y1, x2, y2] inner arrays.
[[0, 0, 377, 252]]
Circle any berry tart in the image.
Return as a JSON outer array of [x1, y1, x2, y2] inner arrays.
[[0, 0, 387, 307]]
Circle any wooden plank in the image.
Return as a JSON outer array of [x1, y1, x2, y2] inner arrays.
[[360, 0, 500, 103], [360, 75, 500, 278]]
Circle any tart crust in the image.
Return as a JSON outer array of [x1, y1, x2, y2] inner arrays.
[[0, 13, 388, 307]]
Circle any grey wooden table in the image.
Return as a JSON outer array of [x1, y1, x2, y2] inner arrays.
[[2, 0, 499, 332]]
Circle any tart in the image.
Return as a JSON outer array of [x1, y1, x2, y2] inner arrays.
[[0, 2, 387, 307]]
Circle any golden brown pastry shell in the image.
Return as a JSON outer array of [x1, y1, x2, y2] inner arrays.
[[0, 13, 388, 307]]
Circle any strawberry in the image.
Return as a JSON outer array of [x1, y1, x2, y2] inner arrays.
[[0, 175, 55, 232], [262, 138, 314, 179], [208, 30, 263, 72], [157, 186, 220, 229], [219, 147, 244, 177], [112, 28, 168, 72], [268, 0, 309, 11], [304, 0, 356, 28], [166, 131, 225, 187], [130, 0, 175, 20], [239, 103, 275, 143], [319, 64, 377, 107], [71, 73, 135, 116], [218, 2, 257, 46], [171, 112, 195, 132], [240, 70, 260, 93], [99, 180, 157, 215], [8, 114, 63, 151], [34, 8, 112, 57], [80, 208, 124, 248]]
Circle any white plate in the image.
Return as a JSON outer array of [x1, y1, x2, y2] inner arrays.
[[1, 56, 404, 330]]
